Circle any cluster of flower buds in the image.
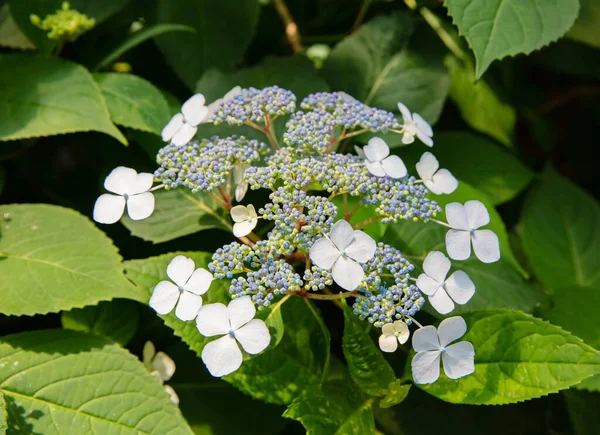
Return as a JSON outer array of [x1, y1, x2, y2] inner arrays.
[[93, 86, 501, 384]]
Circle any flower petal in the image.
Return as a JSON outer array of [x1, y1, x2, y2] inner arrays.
[[149, 281, 180, 315], [428, 288, 455, 315], [228, 296, 256, 330], [130, 173, 154, 195], [464, 200, 490, 229], [233, 220, 257, 237], [401, 132, 415, 145], [416, 129, 433, 147], [415, 152, 438, 181], [345, 230, 376, 263], [201, 335, 243, 377], [230, 205, 250, 222], [329, 219, 355, 251], [93, 194, 126, 224], [446, 229, 472, 261], [235, 319, 270, 354], [412, 325, 440, 352], [167, 255, 195, 287], [171, 123, 197, 146], [247, 204, 258, 219], [442, 341, 475, 379], [175, 291, 203, 321], [472, 229, 500, 263], [431, 169, 458, 194], [310, 238, 341, 270], [235, 181, 248, 202], [397, 102, 412, 124], [354, 145, 365, 159], [181, 93, 207, 125], [233, 163, 250, 184], [416, 274, 441, 296], [164, 385, 179, 404], [363, 137, 390, 162], [152, 351, 176, 381], [422, 251, 451, 283], [104, 166, 138, 195], [411, 350, 441, 384], [365, 160, 387, 177], [379, 334, 398, 353], [332, 256, 365, 291], [126, 192, 155, 221], [394, 321, 410, 344], [445, 202, 470, 230], [184, 268, 213, 295], [446, 270, 475, 305], [381, 323, 396, 336], [161, 113, 184, 142], [382, 155, 407, 179], [413, 113, 433, 137], [196, 303, 230, 336], [438, 316, 467, 347]]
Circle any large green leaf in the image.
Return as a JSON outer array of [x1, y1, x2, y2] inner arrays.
[[385, 220, 543, 315], [0, 4, 35, 50], [0, 393, 6, 434], [283, 381, 376, 435], [93, 73, 171, 135], [398, 132, 533, 205], [0, 329, 192, 434], [322, 12, 449, 124], [409, 310, 600, 404], [446, 56, 515, 146], [567, 0, 600, 48], [0, 204, 143, 316], [521, 168, 600, 289], [61, 299, 140, 346], [121, 189, 232, 244], [445, 0, 580, 77], [0, 54, 126, 144], [155, 0, 260, 89]]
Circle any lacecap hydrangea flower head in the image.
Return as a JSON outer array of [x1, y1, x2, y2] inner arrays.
[[93, 86, 500, 382]]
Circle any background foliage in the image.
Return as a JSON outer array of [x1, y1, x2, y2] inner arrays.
[[0, 0, 599, 433]]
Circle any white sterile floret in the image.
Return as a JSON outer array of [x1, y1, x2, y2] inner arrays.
[[309, 220, 376, 291], [416, 152, 458, 195], [196, 296, 270, 377], [416, 251, 475, 315], [230, 204, 258, 237], [206, 86, 242, 121], [379, 320, 410, 353], [93, 166, 155, 224], [161, 93, 209, 146], [444, 200, 501, 263], [233, 163, 250, 202], [398, 102, 433, 146], [142, 341, 179, 404], [411, 316, 475, 384], [361, 137, 407, 179], [149, 255, 213, 321]]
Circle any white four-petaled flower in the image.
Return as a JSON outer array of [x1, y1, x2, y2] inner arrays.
[[379, 320, 410, 352], [149, 255, 213, 321], [411, 316, 475, 384], [231, 204, 258, 237], [398, 102, 433, 146], [361, 137, 407, 179], [416, 152, 458, 195], [161, 94, 209, 146], [309, 220, 376, 291], [93, 166, 155, 224], [233, 163, 250, 202], [143, 341, 179, 404], [196, 296, 270, 377], [444, 201, 500, 263], [416, 251, 475, 315]]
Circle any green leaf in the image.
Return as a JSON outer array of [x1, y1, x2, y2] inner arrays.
[[342, 300, 395, 397], [0, 54, 126, 144], [155, 0, 260, 89], [445, 0, 581, 77], [398, 132, 533, 204], [283, 381, 376, 435], [93, 24, 195, 70], [521, 169, 600, 289], [379, 380, 411, 409], [564, 389, 600, 435], [93, 72, 171, 135], [331, 195, 387, 241], [121, 189, 232, 244], [61, 299, 139, 345], [446, 56, 516, 146], [9, 0, 129, 52], [0, 329, 192, 434], [0, 204, 143, 316], [322, 12, 449, 124], [567, 0, 600, 48], [0, 393, 6, 435], [409, 310, 600, 404], [385, 220, 543, 315], [0, 4, 35, 50]]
